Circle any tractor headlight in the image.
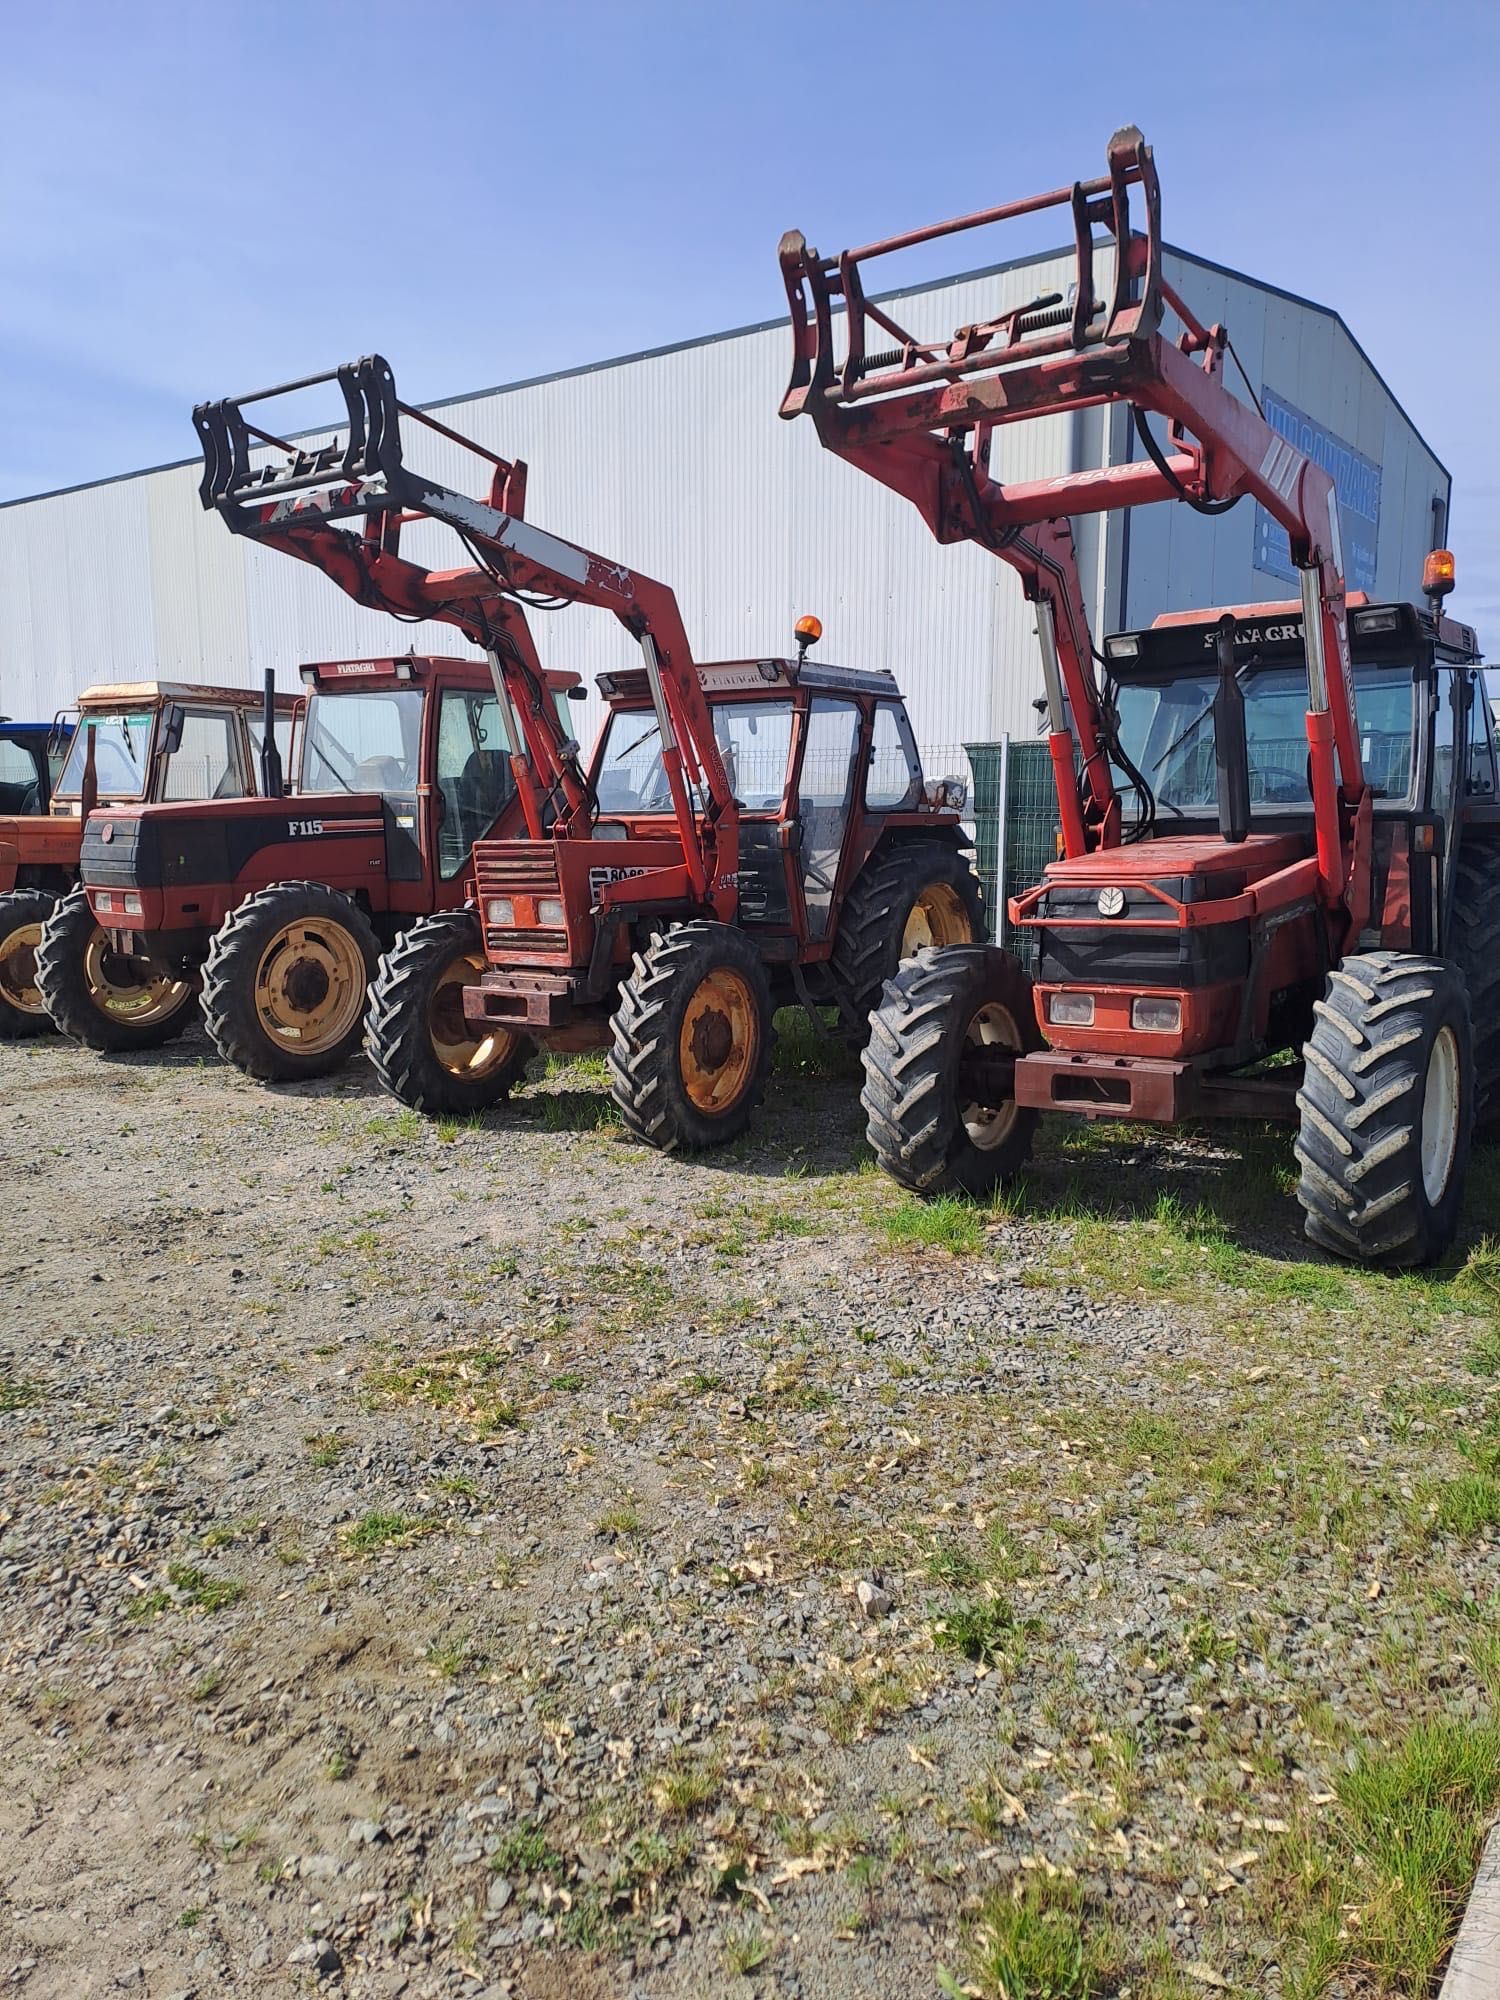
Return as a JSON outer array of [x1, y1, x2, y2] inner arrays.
[[1131, 995, 1181, 1032], [1049, 992, 1094, 1026], [94, 891, 114, 914], [122, 893, 142, 917], [537, 899, 565, 927], [486, 898, 514, 927]]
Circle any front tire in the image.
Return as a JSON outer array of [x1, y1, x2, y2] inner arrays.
[[201, 881, 379, 1082], [862, 944, 1041, 1196], [607, 921, 773, 1151], [0, 888, 59, 1038], [34, 887, 196, 1052], [831, 839, 985, 1041], [366, 909, 533, 1114], [1295, 951, 1474, 1268]]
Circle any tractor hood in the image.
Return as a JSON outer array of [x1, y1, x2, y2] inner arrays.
[[80, 794, 387, 891]]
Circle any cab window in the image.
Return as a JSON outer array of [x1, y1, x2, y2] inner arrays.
[[0, 736, 43, 814], [1464, 675, 1498, 799], [162, 708, 248, 802], [247, 707, 295, 789], [866, 701, 922, 810], [436, 689, 515, 877]]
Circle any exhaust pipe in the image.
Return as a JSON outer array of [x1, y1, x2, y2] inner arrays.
[[1212, 613, 1250, 844], [260, 670, 285, 799]]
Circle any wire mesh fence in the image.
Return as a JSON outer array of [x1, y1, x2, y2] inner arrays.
[[921, 738, 1059, 963]]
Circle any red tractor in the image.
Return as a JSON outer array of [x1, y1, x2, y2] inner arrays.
[[40, 654, 580, 1091], [2, 680, 295, 1045], [780, 127, 1497, 1266], [190, 358, 982, 1144]]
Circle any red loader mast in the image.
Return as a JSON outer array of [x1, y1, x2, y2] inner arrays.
[[194, 357, 739, 921], [779, 126, 1367, 937]]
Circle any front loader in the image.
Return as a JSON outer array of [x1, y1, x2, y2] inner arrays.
[[780, 126, 1497, 1267], [192, 356, 981, 1145]]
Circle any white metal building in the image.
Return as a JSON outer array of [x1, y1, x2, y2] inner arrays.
[[0, 244, 1450, 780]]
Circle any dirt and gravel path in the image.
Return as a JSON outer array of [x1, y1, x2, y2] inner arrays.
[[2, 1025, 1496, 2000]]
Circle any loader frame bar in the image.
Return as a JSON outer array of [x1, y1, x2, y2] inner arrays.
[[779, 126, 1365, 930]]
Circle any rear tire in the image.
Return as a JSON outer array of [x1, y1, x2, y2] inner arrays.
[[1449, 845, 1500, 1138], [34, 887, 196, 1052], [1295, 951, 1474, 1268], [831, 840, 985, 1042], [607, 921, 773, 1151], [0, 888, 59, 1038], [862, 944, 1041, 1196], [366, 909, 533, 1115], [201, 881, 379, 1082]]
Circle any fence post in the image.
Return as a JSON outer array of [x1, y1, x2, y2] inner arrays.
[[995, 731, 1010, 949]]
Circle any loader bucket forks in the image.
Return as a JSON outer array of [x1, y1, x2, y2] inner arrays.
[[193, 357, 739, 916], [779, 126, 1365, 933]]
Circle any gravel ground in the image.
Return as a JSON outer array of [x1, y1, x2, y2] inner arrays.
[[1, 1024, 1496, 2000]]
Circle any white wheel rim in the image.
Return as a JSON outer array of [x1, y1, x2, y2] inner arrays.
[[962, 999, 1021, 1151], [1420, 1025, 1461, 1206]]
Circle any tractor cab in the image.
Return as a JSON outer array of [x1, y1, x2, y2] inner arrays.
[[587, 655, 958, 936], [1014, 595, 1494, 1077], [466, 649, 969, 1038]]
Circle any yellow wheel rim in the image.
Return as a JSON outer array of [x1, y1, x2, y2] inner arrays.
[[0, 919, 46, 1016], [253, 917, 367, 1055], [962, 998, 1023, 1152], [901, 881, 975, 956], [678, 966, 759, 1115], [428, 948, 519, 1080], [82, 927, 191, 1026]]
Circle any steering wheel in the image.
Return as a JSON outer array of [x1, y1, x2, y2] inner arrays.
[[1250, 765, 1309, 804]]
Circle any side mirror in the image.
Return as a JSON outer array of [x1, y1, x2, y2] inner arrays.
[[160, 704, 186, 756]]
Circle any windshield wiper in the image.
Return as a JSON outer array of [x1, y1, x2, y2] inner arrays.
[[614, 722, 661, 764]]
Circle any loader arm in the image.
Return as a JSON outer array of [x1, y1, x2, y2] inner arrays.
[[779, 127, 1364, 923], [194, 358, 737, 912]]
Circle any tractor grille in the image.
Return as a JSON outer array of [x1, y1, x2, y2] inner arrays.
[[472, 841, 568, 957], [472, 842, 560, 899]]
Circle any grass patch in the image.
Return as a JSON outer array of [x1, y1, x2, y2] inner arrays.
[[549, 1371, 586, 1393], [724, 1920, 772, 1974], [130, 1563, 243, 1621], [0, 1371, 43, 1413], [1430, 1472, 1500, 1538], [952, 1872, 1116, 2000], [1273, 1714, 1500, 1996], [304, 1432, 345, 1468], [367, 1345, 522, 1437], [492, 1819, 565, 1879], [651, 1758, 721, 1818], [596, 1503, 642, 1537], [932, 1590, 1016, 1667], [881, 1195, 983, 1256], [343, 1511, 430, 1555]]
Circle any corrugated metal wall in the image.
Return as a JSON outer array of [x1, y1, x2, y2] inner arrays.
[[0, 248, 1449, 785]]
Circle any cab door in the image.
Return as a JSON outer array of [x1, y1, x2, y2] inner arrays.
[[793, 697, 864, 941]]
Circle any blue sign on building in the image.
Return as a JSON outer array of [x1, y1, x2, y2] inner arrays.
[[1252, 387, 1382, 593]]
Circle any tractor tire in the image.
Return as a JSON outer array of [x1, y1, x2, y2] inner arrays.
[[862, 943, 1042, 1196], [366, 908, 533, 1115], [201, 880, 380, 1083], [1295, 951, 1475, 1269], [34, 886, 196, 1052], [607, 921, 773, 1151], [0, 888, 59, 1038], [1449, 845, 1500, 1138], [831, 839, 986, 1041]]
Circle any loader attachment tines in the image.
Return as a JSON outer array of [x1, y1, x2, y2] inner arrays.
[[779, 124, 1162, 426]]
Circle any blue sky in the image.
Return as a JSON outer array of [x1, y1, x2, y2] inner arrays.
[[3, 1, 1497, 656]]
